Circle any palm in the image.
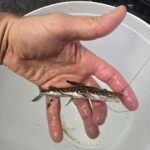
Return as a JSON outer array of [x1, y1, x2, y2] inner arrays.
[[8, 42, 98, 89], [5, 36, 96, 88]]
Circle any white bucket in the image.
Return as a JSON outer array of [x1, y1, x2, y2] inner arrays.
[[0, 1, 150, 150]]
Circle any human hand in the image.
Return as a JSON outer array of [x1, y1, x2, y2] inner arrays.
[[1, 6, 138, 143]]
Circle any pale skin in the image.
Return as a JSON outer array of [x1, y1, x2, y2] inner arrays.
[[0, 6, 138, 143]]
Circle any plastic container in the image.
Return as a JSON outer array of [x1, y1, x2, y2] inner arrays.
[[0, 1, 150, 150]]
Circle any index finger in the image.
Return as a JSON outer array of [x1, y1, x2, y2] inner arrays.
[[94, 58, 138, 111]]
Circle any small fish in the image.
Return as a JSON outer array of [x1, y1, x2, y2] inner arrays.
[[31, 80, 123, 107]]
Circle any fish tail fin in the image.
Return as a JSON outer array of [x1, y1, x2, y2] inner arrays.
[[31, 87, 44, 102], [31, 94, 43, 102]]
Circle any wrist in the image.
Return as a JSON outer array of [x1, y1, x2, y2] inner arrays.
[[0, 13, 17, 65]]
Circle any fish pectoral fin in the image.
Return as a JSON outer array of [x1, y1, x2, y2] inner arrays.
[[65, 98, 73, 106], [47, 98, 54, 108], [66, 80, 84, 87], [31, 95, 43, 102]]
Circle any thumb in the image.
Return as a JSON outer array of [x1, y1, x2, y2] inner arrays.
[[67, 5, 126, 40]]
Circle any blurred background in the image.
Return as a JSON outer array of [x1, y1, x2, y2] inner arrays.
[[0, 0, 149, 24]]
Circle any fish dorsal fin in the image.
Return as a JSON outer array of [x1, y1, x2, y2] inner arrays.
[[66, 80, 84, 87]]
